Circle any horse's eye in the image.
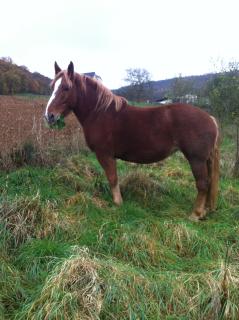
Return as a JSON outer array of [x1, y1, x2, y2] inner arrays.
[[62, 85, 69, 91]]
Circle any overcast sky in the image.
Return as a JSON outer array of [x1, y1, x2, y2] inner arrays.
[[1, 0, 238, 89]]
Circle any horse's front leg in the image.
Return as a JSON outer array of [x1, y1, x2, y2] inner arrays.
[[189, 159, 208, 221], [95, 153, 122, 205]]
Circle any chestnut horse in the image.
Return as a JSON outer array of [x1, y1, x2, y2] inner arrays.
[[45, 62, 219, 221]]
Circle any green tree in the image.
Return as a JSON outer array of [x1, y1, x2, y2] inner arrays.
[[208, 69, 239, 121], [4, 70, 21, 94], [169, 74, 194, 102], [0, 57, 51, 95], [207, 61, 239, 176]]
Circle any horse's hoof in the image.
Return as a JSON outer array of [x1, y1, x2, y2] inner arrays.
[[189, 213, 200, 222], [114, 199, 123, 206]]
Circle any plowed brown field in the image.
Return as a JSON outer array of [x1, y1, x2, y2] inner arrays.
[[0, 95, 85, 156]]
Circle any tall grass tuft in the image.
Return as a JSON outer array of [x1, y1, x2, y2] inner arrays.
[[56, 154, 101, 193], [0, 193, 59, 248], [0, 256, 25, 319], [120, 170, 169, 208], [18, 247, 103, 320], [16, 239, 70, 280], [13, 247, 239, 320], [99, 259, 239, 319]]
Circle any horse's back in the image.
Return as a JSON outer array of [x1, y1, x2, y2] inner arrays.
[[115, 103, 217, 162], [84, 102, 218, 164], [122, 103, 216, 139]]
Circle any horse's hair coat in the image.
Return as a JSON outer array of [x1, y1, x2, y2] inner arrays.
[[45, 62, 220, 221]]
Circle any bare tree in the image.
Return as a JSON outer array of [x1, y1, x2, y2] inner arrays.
[[124, 68, 152, 102]]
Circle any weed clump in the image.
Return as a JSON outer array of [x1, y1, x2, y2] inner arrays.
[[19, 247, 103, 320], [0, 193, 59, 248], [120, 170, 168, 207], [56, 155, 100, 193]]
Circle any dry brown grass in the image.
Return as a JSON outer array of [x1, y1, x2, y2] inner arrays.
[[22, 247, 103, 320], [66, 192, 108, 209], [0, 193, 60, 247], [0, 95, 86, 169], [120, 170, 164, 198]]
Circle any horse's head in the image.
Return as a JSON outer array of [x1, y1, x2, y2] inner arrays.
[[45, 61, 75, 126]]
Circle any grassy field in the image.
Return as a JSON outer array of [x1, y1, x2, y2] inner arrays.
[[0, 110, 239, 319]]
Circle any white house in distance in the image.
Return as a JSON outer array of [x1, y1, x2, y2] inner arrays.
[[183, 94, 197, 104], [83, 72, 102, 81]]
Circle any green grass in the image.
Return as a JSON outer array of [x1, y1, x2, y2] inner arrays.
[[14, 93, 49, 100], [0, 130, 239, 319]]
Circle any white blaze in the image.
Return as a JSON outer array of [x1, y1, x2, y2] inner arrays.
[[45, 78, 62, 117]]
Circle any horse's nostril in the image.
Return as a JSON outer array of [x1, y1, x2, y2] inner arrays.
[[48, 113, 55, 123]]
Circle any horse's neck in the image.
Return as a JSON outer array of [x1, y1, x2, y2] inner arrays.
[[73, 86, 98, 125], [73, 75, 126, 125]]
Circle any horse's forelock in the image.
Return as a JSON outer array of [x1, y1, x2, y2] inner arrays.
[[50, 71, 73, 89]]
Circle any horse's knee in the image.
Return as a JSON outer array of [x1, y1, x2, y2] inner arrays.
[[108, 175, 118, 188]]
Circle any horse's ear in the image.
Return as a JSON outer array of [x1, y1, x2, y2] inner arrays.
[[54, 62, 61, 75], [67, 61, 74, 80]]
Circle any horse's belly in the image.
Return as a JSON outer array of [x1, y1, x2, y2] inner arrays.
[[116, 147, 176, 164]]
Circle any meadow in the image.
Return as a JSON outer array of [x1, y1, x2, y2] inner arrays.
[[0, 96, 239, 319]]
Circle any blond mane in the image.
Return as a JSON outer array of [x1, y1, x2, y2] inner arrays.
[[51, 71, 127, 112], [81, 75, 127, 112]]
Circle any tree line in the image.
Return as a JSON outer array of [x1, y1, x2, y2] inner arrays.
[[120, 62, 239, 119], [0, 57, 50, 95]]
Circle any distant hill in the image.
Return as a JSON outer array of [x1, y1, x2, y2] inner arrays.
[[114, 73, 217, 100], [0, 57, 218, 99], [151, 73, 216, 99], [0, 57, 51, 95]]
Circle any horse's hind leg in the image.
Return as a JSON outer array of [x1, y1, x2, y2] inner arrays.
[[189, 159, 209, 221], [95, 153, 122, 205]]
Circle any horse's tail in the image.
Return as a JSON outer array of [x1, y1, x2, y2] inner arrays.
[[206, 117, 220, 211]]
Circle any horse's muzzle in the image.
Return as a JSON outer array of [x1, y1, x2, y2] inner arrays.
[[45, 113, 57, 125]]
